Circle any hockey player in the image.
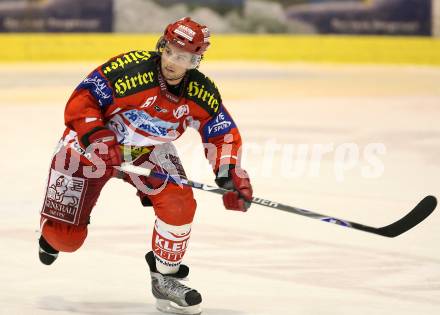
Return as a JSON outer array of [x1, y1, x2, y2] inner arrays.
[[38, 17, 253, 315]]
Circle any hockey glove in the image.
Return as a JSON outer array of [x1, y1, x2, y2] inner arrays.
[[81, 127, 122, 168], [215, 165, 253, 212]]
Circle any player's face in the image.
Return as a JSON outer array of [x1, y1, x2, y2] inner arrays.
[[161, 44, 196, 83]]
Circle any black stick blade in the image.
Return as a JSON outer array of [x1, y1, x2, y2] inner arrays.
[[376, 195, 437, 237]]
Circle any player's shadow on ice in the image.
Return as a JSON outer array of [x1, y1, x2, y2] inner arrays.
[[39, 296, 245, 315]]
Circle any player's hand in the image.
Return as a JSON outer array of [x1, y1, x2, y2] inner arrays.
[[82, 127, 122, 168], [215, 166, 253, 212]]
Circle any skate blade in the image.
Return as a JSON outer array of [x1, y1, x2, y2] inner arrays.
[[156, 299, 202, 315]]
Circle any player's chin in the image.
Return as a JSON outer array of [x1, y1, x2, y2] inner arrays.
[[165, 71, 185, 81], [162, 67, 173, 76]]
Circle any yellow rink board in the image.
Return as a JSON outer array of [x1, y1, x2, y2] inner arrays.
[[1, 34, 440, 65]]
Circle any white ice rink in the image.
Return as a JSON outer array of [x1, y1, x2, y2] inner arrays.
[[0, 62, 439, 315]]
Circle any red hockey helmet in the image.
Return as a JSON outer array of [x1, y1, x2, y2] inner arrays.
[[163, 17, 210, 55]]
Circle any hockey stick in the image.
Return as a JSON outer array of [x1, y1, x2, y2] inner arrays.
[[119, 163, 437, 238]]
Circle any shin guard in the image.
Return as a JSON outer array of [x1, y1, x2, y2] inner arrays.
[[152, 217, 191, 274]]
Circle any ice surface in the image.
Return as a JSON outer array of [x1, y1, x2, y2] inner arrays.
[[0, 62, 439, 315]]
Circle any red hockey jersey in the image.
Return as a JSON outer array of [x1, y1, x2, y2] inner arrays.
[[63, 50, 242, 172]]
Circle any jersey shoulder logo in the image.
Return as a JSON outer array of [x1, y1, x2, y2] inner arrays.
[[202, 106, 236, 139], [113, 70, 156, 98], [101, 51, 159, 98], [185, 70, 222, 116], [77, 70, 113, 108], [101, 50, 155, 78]]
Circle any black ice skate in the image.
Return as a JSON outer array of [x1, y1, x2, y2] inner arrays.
[[145, 251, 202, 315], [38, 236, 59, 265]]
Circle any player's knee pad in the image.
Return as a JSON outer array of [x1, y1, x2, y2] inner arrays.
[[152, 217, 192, 274], [156, 189, 197, 226], [41, 219, 88, 253]]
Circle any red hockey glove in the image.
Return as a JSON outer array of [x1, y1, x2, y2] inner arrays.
[[81, 127, 122, 168], [215, 165, 253, 212]]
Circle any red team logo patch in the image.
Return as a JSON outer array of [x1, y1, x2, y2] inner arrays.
[[173, 104, 190, 119], [41, 170, 87, 225]]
